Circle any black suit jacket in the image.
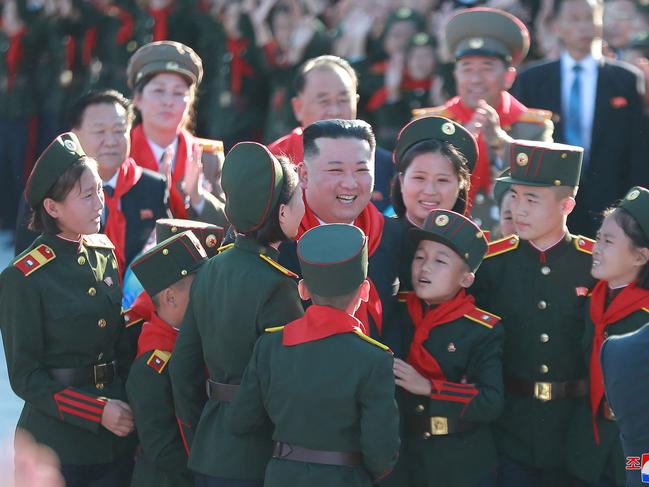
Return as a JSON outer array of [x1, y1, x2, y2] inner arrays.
[[15, 168, 170, 266], [511, 57, 649, 236]]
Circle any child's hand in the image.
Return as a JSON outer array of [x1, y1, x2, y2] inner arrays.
[[393, 358, 432, 396]]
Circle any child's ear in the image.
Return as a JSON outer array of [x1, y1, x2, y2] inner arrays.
[[43, 198, 60, 219], [297, 279, 311, 301], [460, 271, 475, 289], [635, 247, 649, 267]]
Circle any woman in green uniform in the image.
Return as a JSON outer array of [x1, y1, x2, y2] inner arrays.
[[0, 133, 136, 486], [170, 143, 305, 487]]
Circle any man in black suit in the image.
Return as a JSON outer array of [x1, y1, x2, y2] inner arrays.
[[511, 0, 649, 236], [15, 90, 171, 270]]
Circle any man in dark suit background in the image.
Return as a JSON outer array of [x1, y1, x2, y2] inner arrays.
[[511, 0, 649, 236], [15, 90, 171, 270]]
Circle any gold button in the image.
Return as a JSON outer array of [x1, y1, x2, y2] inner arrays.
[[541, 266, 551, 275], [77, 256, 86, 265], [171, 226, 178, 233], [88, 287, 97, 297], [415, 404, 425, 413], [181, 270, 188, 276], [98, 319, 107, 328], [540, 333, 550, 343], [540, 364, 549, 374], [162, 249, 169, 255], [422, 432, 431, 439], [96, 383, 104, 390], [537, 300, 547, 310]]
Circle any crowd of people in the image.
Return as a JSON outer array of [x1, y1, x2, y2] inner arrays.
[[2, 0, 649, 486]]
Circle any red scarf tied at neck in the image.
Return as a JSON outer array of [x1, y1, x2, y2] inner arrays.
[[104, 158, 142, 273], [588, 280, 649, 443], [136, 311, 178, 358], [283, 305, 366, 346], [296, 199, 385, 335], [445, 92, 527, 199]]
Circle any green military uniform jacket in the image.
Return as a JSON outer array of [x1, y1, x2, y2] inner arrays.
[[227, 306, 400, 487], [398, 294, 504, 487], [471, 233, 596, 469], [170, 235, 304, 479], [564, 300, 649, 485], [126, 316, 193, 487], [0, 233, 135, 465]]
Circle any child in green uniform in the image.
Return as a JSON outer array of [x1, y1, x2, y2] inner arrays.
[[394, 209, 504, 487], [228, 223, 400, 487], [564, 186, 649, 486], [170, 142, 305, 486], [126, 230, 208, 487], [0, 133, 135, 486], [472, 140, 596, 487]]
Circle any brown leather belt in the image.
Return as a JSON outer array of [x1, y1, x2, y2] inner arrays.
[[602, 400, 616, 421], [272, 442, 362, 467], [207, 379, 239, 402], [505, 376, 587, 402], [407, 413, 477, 437], [49, 361, 117, 387]]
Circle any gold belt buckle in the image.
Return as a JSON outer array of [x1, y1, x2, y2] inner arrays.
[[534, 382, 553, 402], [430, 416, 449, 435]]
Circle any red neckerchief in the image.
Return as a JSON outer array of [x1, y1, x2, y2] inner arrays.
[[283, 304, 365, 346], [296, 199, 385, 334], [6, 28, 25, 91], [366, 74, 432, 112], [406, 289, 476, 380], [82, 27, 97, 66], [445, 92, 527, 197], [268, 127, 304, 165], [64, 35, 75, 70], [227, 37, 255, 95], [136, 311, 178, 358], [129, 124, 190, 218], [148, 4, 174, 41], [104, 158, 143, 273], [588, 280, 649, 443], [131, 290, 155, 324]]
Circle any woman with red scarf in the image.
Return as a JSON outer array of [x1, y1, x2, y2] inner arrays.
[[392, 116, 477, 293], [126, 40, 225, 224], [393, 208, 503, 487], [564, 186, 649, 487]]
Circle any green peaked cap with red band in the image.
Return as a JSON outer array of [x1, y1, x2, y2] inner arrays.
[[618, 186, 649, 243], [155, 218, 224, 258], [409, 209, 488, 272], [298, 224, 368, 298], [498, 139, 583, 187]]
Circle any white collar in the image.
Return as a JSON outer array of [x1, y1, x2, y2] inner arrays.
[[561, 51, 599, 73], [147, 136, 179, 165]]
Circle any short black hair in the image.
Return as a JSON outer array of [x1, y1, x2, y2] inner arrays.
[[29, 157, 98, 234], [303, 119, 376, 161], [309, 288, 360, 311], [243, 157, 300, 247], [293, 55, 358, 95], [67, 89, 134, 130], [603, 206, 649, 289]]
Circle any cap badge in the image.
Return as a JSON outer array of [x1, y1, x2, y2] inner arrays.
[[516, 153, 529, 166], [165, 61, 180, 71], [435, 214, 449, 227], [627, 189, 640, 201], [64, 140, 77, 152], [205, 234, 218, 248], [468, 37, 484, 49], [441, 122, 456, 136], [475, 231, 483, 239]]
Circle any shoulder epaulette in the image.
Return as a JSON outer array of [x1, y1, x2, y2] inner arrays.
[[516, 108, 553, 125], [464, 307, 501, 329], [14, 245, 56, 276], [217, 243, 234, 254], [575, 236, 595, 254], [264, 326, 285, 333], [353, 330, 392, 353], [122, 308, 144, 329], [411, 106, 451, 119], [146, 350, 171, 374], [259, 254, 299, 278], [397, 291, 411, 303], [485, 235, 519, 258], [482, 230, 491, 242], [83, 234, 115, 249]]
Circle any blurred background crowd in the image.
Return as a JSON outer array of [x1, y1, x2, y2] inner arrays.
[[1, 0, 649, 234]]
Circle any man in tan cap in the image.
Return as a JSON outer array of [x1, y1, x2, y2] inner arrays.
[[414, 7, 554, 231]]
